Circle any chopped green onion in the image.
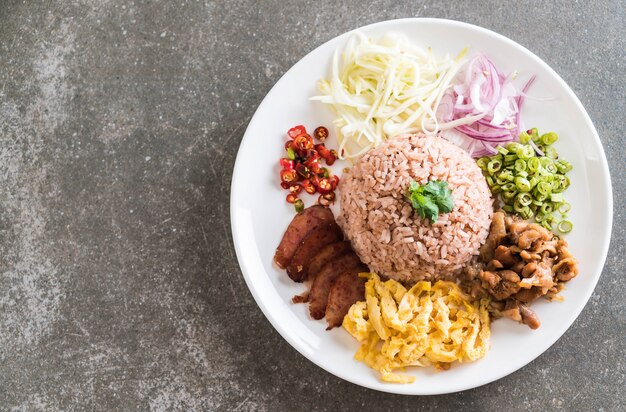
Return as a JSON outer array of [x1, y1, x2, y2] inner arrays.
[[503, 154, 518, 165], [518, 145, 534, 159], [513, 201, 526, 213], [556, 160, 573, 173], [534, 192, 548, 202], [501, 183, 516, 192], [519, 131, 530, 144], [294, 199, 304, 213], [544, 146, 558, 159], [536, 181, 551, 195], [287, 147, 296, 160], [477, 157, 490, 171], [527, 157, 540, 172], [506, 142, 523, 153], [487, 159, 502, 173], [515, 177, 531, 192], [517, 192, 532, 206], [497, 146, 509, 155], [515, 159, 527, 172], [550, 193, 564, 203], [501, 190, 517, 203], [557, 220, 573, 233], [477, 129, 573, 233], [541, 132, 558, 145]]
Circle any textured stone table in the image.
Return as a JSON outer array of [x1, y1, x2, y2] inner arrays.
[[0, 1, 624, 410]]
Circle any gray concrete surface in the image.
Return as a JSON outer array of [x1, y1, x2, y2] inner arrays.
[[0, 0, 624, 410]]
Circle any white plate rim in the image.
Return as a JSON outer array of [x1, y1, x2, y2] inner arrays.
[[230, 17, 613, 395]]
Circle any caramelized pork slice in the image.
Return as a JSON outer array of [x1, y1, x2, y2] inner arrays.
[[273, 205, 334, 269], [517, 225, 552, 249], [553, 258, 578, 282], [480, 211, 506, 262], [518, 303, 541, 329], [307, 241, 352, 280], [286, 222, 342, 282], [498, 300, 541, 329], [325, 272, 366, 329], [308, 253, 365, 320], [494, 245, 516, 267], [513, 287, 544, 303], [480, 270, 521, 300]]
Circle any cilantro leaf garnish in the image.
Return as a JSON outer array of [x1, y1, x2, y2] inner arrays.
[[406, 180, 455, 223]]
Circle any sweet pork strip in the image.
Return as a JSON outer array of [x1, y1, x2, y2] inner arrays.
[[287, 222, 343, 282], [308, 253, 365, 320], [273, 205, 334, 269], [306, 241, 352, 281], [325, 272, 366, 329]]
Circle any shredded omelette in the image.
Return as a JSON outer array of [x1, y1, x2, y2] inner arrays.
[[343, 273, 491, 383]]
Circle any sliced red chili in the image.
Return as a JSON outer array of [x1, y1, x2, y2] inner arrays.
[[315, 143, 331, 158], [301, 179, 316, 194], [280, 158, 295, 170], [310, 162, 323, 175], [313, 126, 329, 142], [309, 174, 320, 188], [295, 163, 311, 179], [318, 167, 330, 178], [303, 152, 321, 166], [330, 175, 340, 190], [280, 169, 298, 183], [288, 125, 307, 139], [284, 140, 297, 151], [294, 134, 314, 150], [286, 193, 299, 204], [317, 178, 333, 194], [289, 184, 302, 195], [318, 192, 335, 206], [304, 155, 322, 174], [324, 153, 336, 166]]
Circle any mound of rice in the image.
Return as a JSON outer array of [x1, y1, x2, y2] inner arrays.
[[338, 133, 493, 283]]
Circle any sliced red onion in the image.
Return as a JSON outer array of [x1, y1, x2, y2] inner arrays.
[[437, 54, 535, 157], [476, 118, 509, 130], [529, 138, 544, 156]]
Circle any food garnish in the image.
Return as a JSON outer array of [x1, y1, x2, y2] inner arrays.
[[464, 211, 579, 329], [438, 54, 535, 158], [280, 125, 339, 211], [477, 128, 573, 233], [406, 180, 455, 223], [311, 33, 467, 160], [343, 273, 490, 383]]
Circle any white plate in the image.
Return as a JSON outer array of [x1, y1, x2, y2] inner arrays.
[[230, 18, 612, 395]]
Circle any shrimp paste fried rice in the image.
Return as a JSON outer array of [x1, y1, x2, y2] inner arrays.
[[338, 134, 493, 283]]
